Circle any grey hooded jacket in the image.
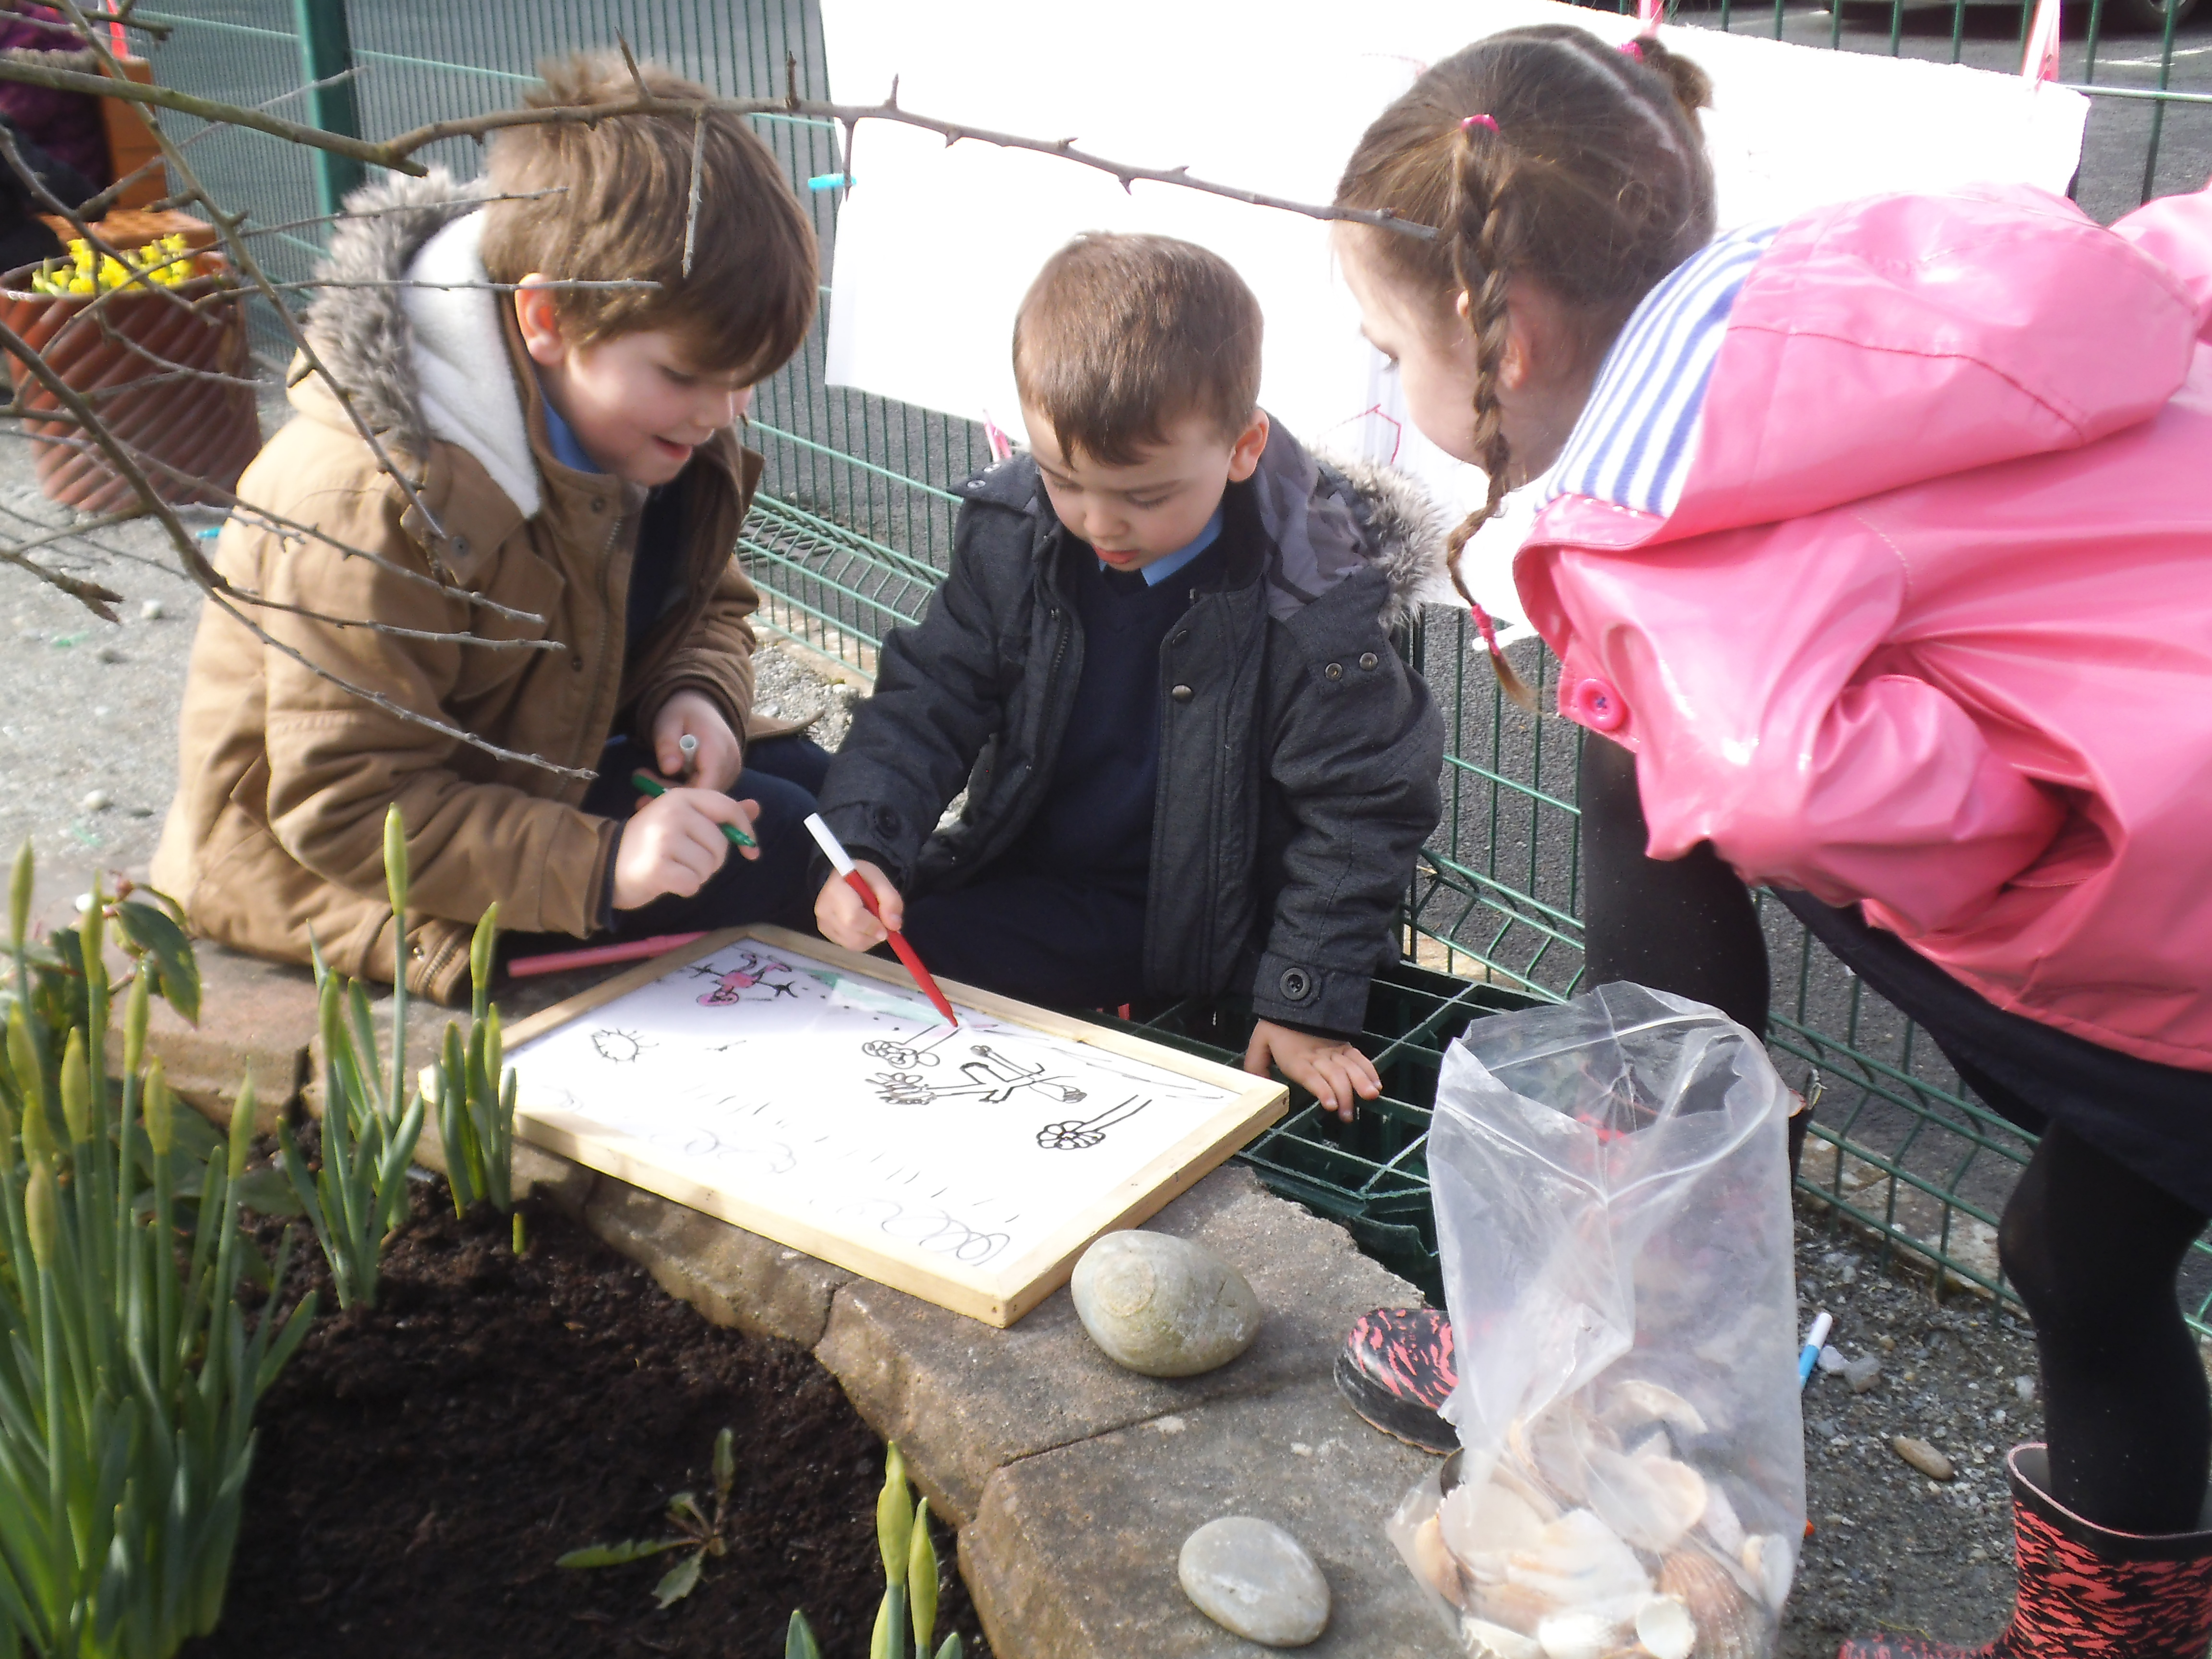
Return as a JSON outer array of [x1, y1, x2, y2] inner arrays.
[[816, 425, 1446, 1034]]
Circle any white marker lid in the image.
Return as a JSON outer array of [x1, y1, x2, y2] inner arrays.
[[803, 813, 856, 875]]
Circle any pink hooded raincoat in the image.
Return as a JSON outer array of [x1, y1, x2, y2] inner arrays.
[[1517, 181, 2212, 1071]]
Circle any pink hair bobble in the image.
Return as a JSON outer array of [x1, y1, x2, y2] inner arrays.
[[1460, 113, 1499, 133], [1618, 37, 1647, 61]]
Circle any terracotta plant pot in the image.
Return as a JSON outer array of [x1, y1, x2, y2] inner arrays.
[[0, 252, 260, 513]]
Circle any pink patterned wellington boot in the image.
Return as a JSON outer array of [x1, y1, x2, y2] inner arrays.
[[1839, 1445, 2212, 1659]]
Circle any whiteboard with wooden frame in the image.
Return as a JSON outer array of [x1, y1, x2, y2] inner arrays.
[[502, 925, 1286, 1327]]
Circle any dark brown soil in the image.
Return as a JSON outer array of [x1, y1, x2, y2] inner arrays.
[[186, 1160, 991, 1659]]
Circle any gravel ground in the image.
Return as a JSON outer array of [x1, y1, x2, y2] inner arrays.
[[1782, 1220, 2044, 1657]]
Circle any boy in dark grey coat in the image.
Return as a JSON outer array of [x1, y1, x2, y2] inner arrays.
[[814, 234, 1444, 1116]]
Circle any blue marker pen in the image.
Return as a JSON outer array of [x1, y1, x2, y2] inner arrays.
[[1797, 1310, 1833, 1392]]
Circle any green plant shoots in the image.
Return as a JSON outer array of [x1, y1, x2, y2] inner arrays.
[[557, 1426, 738, 1609]]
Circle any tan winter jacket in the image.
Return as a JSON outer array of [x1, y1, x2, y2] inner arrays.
[[153, 171, 791, 1002]]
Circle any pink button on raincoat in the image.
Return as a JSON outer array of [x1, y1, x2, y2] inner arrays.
[[1518, 181, 2212, 1070]]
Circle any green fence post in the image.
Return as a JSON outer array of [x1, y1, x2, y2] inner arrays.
[[291, 0, 364, 217]]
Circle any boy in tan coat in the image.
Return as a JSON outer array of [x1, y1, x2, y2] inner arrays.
[[154, 56, 823, 1001]]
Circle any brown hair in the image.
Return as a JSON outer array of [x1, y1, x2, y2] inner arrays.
[[1337, 25, 1713, 699], [1012, 232, 1262, 465], [480, 52, 818, 378]]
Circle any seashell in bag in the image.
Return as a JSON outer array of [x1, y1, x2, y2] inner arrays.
[[1535, 1608, 1630, 1659], [1602, 1379, 1711, 1439], [1634, 1593, 1698, 1659], [1464, 1614, 1544, 1659], [1587, 1445, 1708, 1554], [1697, 1482, 1747, 1557], [1741, 1533, 1796, 1610], [1657, 1551, 1762, 1659], [1505, 1509, 1653, 1615], [1413, 1513, 1469, 1609], [1509, 1404, 1604, 1502], [1442, 1479, 1549, 1582]]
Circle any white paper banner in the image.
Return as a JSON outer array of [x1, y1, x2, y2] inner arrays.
[[818, 0, 2088, 623]]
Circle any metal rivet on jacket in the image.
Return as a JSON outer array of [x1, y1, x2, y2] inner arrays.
[[1279, 967, 1312, 1001], [1324, 662, 1344, 680], [1170, 684, 1194, 704], [1359, 652, 1378, 671]]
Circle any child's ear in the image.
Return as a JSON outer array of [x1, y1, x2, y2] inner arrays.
[[1226, 409, 1271, 484], [514, 275, 568, 367]]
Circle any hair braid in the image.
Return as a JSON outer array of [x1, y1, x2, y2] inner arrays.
[[1442, 127, 1539, 711], [1334, 24, 1719, 720]]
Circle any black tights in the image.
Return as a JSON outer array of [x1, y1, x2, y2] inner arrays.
[[1579, 735, 2212, 1533], [2002, 1126, 2211, 1532]]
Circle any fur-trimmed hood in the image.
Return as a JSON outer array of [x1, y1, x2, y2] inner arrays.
[[297, 167, 553, 515], [1301, 443, 1449, 634]]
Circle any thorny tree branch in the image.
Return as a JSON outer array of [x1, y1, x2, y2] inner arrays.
[[0, 55, 1436, 242], [1, 1, 577, 771]]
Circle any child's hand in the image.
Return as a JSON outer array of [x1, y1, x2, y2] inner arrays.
[[817, 860, 903, 951], [1242, 1020, 1382, 1123], [649, 690, 742, 790], [612, 788, 760, 911]]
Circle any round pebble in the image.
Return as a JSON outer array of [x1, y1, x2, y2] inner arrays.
[[140, 599, 164, 621], [1178, 1517, 1329, 1647], [1071, 1231, 1261, 1377], [81, 789, 112, 812]]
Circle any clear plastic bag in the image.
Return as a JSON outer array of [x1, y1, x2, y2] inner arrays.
[[1389, 983, 1805, 1659]]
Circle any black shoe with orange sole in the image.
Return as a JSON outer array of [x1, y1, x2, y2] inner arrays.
[[1334, 1306, 1458, 1454]]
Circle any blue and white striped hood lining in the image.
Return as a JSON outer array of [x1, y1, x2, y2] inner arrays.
[[1543, 221, 1780, 519]]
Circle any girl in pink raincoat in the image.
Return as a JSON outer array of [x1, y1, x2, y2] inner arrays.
[[1324, 25, 2212, 1658]]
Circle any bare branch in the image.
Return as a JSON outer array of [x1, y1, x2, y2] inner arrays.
[[0, 541, 122, 616], [1, 508, 141, 556], [371, 92, 1436, 241], [87, 309, 267, 389], [197, 584, 596, 778], [0, 55, 415, 174], [0, 49, 1431, 247], [239, 187, 567, 244], [12, 425, 555, 630], [262, 277, 662, 293], [681, 106, 705, 279]]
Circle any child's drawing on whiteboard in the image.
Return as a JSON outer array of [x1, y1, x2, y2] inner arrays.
[[1035, 1096, 1149, 1151], [591, 1028, 653, 1063], [506, 937, 1268, 1314], [859, 1026, 959, 1069], [866, 1042, 1086, 1108], [687, 949, 807, 1006]]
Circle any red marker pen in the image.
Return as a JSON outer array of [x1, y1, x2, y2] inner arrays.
[[804, 813, 959, 1028]]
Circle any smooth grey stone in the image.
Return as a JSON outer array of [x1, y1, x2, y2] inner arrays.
[[1178, 1516, 1330, 1647], [1071, 1230, 1261, 1378]]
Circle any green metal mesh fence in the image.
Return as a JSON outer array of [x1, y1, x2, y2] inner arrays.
[[132, 0, 2211, 1330]]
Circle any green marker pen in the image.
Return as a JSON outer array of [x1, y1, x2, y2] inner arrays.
[[631, 770, 757, 850]]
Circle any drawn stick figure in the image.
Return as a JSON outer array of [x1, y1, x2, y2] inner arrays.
[[690, 950, 799, 1007], [867, 1042, 1086, 1107], [861, 1022, 959, 1070]]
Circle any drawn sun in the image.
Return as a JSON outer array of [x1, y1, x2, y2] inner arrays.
[[592, 1027, 651, 1064]]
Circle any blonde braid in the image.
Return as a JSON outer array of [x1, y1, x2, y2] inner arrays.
[[1442, 125, 1539, 712]]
